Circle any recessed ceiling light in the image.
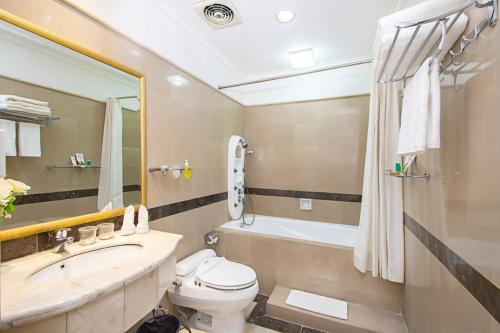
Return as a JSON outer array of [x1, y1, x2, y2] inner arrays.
[[276, 10, 295, 23], [289, 49, 315, 69], [167, 75, 189, 87]]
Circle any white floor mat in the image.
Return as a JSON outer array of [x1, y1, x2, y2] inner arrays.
[[285, 289, 348, 320]]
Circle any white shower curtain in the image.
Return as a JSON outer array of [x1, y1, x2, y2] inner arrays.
[[353, 0, 469, 283], [97, 99, 123, 211]]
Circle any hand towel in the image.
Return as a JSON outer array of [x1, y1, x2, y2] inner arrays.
[[426, 58, 441, 149], [18, 122, 41, 157], [0, 120, 16, 156], [397, 58, 432, 155], [0, 95, 48, 106], [0, 129, 6, 177]]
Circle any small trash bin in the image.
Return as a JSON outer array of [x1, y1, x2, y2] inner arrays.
[[137, 313, 181, 333]]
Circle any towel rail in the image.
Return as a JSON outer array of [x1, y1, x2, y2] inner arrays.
[[378, 0, 497, 84], [0, 108, 61, 127]]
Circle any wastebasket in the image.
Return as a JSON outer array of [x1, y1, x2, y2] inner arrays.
[[137, 312, 181, 333]]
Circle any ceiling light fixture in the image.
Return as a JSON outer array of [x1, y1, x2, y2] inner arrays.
[[289, 49, 315, 69], [167, 75, 189, 87], [276, 10, 295, 23]]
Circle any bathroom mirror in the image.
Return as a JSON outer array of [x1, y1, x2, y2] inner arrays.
[[0, 11, 146, 239]]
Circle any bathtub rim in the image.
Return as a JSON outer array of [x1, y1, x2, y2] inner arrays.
[[217, 214, 357, 251]]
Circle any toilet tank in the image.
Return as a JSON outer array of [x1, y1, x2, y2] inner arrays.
[[176, 249, 217, 277]]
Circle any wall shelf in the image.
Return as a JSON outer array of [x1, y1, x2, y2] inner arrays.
[[46, 164, 101, 170], [385, 170, 430, 180], [0, 109, 61, 127]]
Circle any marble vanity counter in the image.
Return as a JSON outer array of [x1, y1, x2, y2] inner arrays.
[[0, 230, 183, 329]]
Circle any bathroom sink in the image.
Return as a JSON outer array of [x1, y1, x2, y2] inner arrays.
[[27, 243, 143, 284]]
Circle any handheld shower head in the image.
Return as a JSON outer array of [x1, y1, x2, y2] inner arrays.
[[239, 138, 248, 148]]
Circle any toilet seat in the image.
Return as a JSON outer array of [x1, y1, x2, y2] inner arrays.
[[195, 257, 257, 290]]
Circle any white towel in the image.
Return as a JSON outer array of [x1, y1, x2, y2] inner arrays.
[[0, 129, 6, 177], [0, 95, 48, 106], [0, 120, 16, 156], [427, 59, 441, 149], [0, 102, 51, 116], [18, 122, 41, 157], [3, 101, 51, 114], [397, 57, 441, 155]]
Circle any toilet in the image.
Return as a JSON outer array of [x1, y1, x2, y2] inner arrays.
[[168, 249, 259, 333]]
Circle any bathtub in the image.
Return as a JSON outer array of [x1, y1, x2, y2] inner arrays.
[[220, 214, 357, 248]]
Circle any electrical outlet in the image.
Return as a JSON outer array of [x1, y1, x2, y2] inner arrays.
[[300, 198, 312, 211]]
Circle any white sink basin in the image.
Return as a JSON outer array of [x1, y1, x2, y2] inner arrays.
[[27, 243, 143, 284]]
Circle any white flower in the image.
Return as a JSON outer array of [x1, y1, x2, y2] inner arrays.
[[6, 179, 30, 194], [0, 178, 13, 203]]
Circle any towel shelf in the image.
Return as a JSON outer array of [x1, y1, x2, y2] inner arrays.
[[378, 0, 497, 84], [47, 164, 101, 170], [0, 109, 61, 127], [385, 170, 431, 180]]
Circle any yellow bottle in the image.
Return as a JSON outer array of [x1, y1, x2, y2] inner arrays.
[[182, 160, 192, 180]]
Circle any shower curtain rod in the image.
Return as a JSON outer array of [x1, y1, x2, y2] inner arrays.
[[115, 95, 138, 100], [218, 58, 373, 90]]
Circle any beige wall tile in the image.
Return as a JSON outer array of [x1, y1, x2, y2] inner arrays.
[[402, 7, 500, 333]]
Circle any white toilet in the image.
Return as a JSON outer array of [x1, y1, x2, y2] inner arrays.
[[168, 249, 259, 333]]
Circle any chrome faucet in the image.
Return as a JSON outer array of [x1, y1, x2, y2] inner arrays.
[[52, 228, 74, 253]]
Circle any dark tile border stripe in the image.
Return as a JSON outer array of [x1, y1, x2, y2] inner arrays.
[[404, 213, 500, 323], [148, 192, 227, 221], [14, 185, 141, 205], [248, 188, 362, 203]]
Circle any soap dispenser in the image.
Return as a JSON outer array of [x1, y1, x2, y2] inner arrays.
[[182, 160, 192, 180]]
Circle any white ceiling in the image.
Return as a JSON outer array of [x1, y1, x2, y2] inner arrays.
[[64, 0, 421, 105], [156, 0, 397, 79]]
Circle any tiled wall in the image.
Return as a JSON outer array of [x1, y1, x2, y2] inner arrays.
[[244, 96, 369, 225], [402, 7, 500, 333], [0, 0, 244, 260]]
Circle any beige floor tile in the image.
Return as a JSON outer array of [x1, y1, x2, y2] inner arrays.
[[179, 323, 279, 333]]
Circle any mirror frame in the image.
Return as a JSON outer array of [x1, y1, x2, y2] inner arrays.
[[0, 9, 147, 241]]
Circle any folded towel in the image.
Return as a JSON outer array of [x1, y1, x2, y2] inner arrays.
[[0, 120, 16, 156], [0, 102, 51, 116], [397, 57, 441, 155], [374, 0, 468, 80], [0, 95, 48, 106], [5, 101, 51, 113], [0, 129, 6, 177], [18, 122, 41, 157]]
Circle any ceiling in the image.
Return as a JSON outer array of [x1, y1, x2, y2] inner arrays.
[[64, 0, 422, 105]]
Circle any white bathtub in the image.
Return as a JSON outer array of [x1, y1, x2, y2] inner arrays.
[[220, 215, 357, 248]]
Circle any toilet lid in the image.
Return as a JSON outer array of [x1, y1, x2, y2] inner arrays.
[[195, 257, 257, 290]]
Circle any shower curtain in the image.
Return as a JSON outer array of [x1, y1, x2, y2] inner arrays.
[[353, 80, 404, 283], [353, 0, 468, 283], [97, 99, 123, 211]]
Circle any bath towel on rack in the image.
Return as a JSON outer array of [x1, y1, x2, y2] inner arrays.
[[397, 57, 441, 155], [0, 95, 49, 106], [18, 122, 41, 157]]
